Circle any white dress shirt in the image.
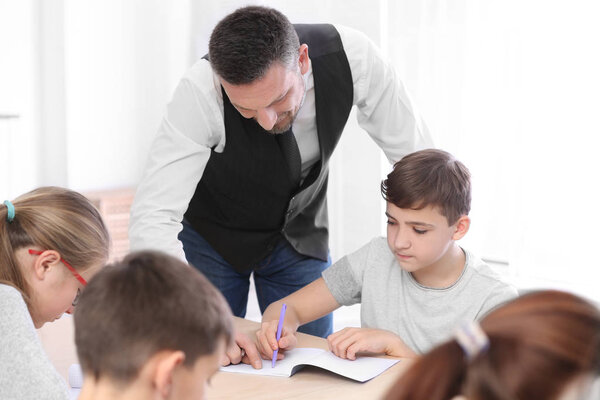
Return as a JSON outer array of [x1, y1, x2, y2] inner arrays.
[[129, 24, 433, 260]]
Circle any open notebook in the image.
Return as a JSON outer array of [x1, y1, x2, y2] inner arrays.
[[220, 347, 400, 382]]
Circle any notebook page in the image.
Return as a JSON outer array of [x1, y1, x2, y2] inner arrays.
[[219, 347, 399, 382], [303, 351, 400, 382], [69, 364, 82, 399], [220, 348, 324, 376]]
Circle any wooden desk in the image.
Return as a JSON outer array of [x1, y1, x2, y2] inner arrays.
[[207, 318, 410, 399], [39, 316, 411, 399]]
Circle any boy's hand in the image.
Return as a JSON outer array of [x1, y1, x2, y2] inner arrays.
[[327, 327, 416, 360], [220, 330, 262, 369], [255, 320, 298, 360]]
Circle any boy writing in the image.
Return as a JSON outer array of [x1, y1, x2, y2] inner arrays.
[[257, 149, 518, 360], [74, 251, 233, 399]]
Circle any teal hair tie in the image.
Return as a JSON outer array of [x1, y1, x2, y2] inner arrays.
[[3, 200, 15, 222]]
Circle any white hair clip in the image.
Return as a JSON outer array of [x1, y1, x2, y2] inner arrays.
[[454, 320, 489, 360]]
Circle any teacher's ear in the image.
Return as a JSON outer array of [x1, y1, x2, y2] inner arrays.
[[299, 44, 310, 75]]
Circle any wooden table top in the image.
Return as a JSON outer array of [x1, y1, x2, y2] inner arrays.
[[39, 315, 411, 399], [205, 318, 411, 399]]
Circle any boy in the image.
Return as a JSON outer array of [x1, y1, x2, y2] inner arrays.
[[256, 149, 518, 360], [74, 251, 233, 399]]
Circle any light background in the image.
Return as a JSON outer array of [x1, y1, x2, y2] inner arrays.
[[1, 1, 600, 326]]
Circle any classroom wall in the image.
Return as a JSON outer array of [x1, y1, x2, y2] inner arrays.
[[4, 1, 600, 301], [0, 0, 38, 199], [1, 0, 191, 196], [61, 0, 190, 191]]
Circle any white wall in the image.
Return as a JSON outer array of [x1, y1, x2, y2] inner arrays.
[[1, 1, 192, 195], [0, 0, 39, 199], [61, 0, 191, 192], [6, 0, 600, 305]]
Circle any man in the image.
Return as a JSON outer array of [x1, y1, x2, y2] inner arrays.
[[130, 6, 432, 339]]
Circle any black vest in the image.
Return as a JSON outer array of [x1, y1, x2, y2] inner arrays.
[[185, 24, 353, 271]]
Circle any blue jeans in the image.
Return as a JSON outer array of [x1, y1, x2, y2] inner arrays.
[[178, 220, 333, 337]]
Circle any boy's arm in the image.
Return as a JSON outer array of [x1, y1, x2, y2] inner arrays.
[[256, 277, 340, 359]]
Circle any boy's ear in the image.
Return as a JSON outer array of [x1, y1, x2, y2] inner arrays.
[[153, 350, 185, 399], [32, 250, 62, 280], [451, 215, 470, 241]]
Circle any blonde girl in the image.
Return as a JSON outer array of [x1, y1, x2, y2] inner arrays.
[[1, 186, 110, 400]]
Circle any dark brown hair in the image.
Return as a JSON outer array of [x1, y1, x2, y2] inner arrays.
[[381, 149, 471, 225], [208, 6, 300, 85], [0, 186, 110, 304], [386, 290, 600, 400], [74, 250, 234, 383]]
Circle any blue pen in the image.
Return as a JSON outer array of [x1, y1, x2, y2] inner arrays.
[[271, 303, 287, 368]]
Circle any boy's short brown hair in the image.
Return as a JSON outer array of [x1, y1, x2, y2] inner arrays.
[[381, 149, 471, 225], [74, 250, 233, 383]]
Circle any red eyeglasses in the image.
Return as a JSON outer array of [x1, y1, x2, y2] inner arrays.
[[28, 249, 88, 286]]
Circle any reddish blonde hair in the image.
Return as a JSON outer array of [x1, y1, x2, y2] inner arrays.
[[386, 290, 600, 400]]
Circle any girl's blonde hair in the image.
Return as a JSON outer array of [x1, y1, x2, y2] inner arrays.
[[0, 187, 110, 304]]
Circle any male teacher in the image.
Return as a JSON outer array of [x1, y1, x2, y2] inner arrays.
[[130, 6, 432, 338]]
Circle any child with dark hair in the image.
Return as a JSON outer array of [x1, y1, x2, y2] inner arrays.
[[74, 250, 233, 400], [256, 149, 517, 361], [385, 290, 600, 400]]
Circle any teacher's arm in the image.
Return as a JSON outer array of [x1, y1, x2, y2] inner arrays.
[[129, 61, 223, 260], [336, 24, 434, 163]]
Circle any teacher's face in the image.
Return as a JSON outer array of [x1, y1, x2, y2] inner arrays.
[[221, 44, 310, 134]]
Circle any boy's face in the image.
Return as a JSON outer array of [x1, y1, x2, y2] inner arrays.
[[386, 203, 464, 276], [171, 339, 225, 400]]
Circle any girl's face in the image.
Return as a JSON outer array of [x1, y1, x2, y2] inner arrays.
[[18, 248, 103, 328]]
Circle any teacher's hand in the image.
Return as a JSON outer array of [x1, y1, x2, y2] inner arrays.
[[221, 330, 262, 369]]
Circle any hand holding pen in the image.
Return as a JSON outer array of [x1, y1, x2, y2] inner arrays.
[[255, 303, 298, 362], [272, 303, 287, 367]]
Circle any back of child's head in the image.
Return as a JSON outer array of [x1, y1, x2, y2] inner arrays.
[[381, 149, 471, 225], [0, 186, 110, 300], [386, 290, 600, 400], [74, 250, 234, 385]]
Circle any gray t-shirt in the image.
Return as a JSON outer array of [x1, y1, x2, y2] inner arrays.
[[0, 284, 70, 400], [322, 237, 518, 353]]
